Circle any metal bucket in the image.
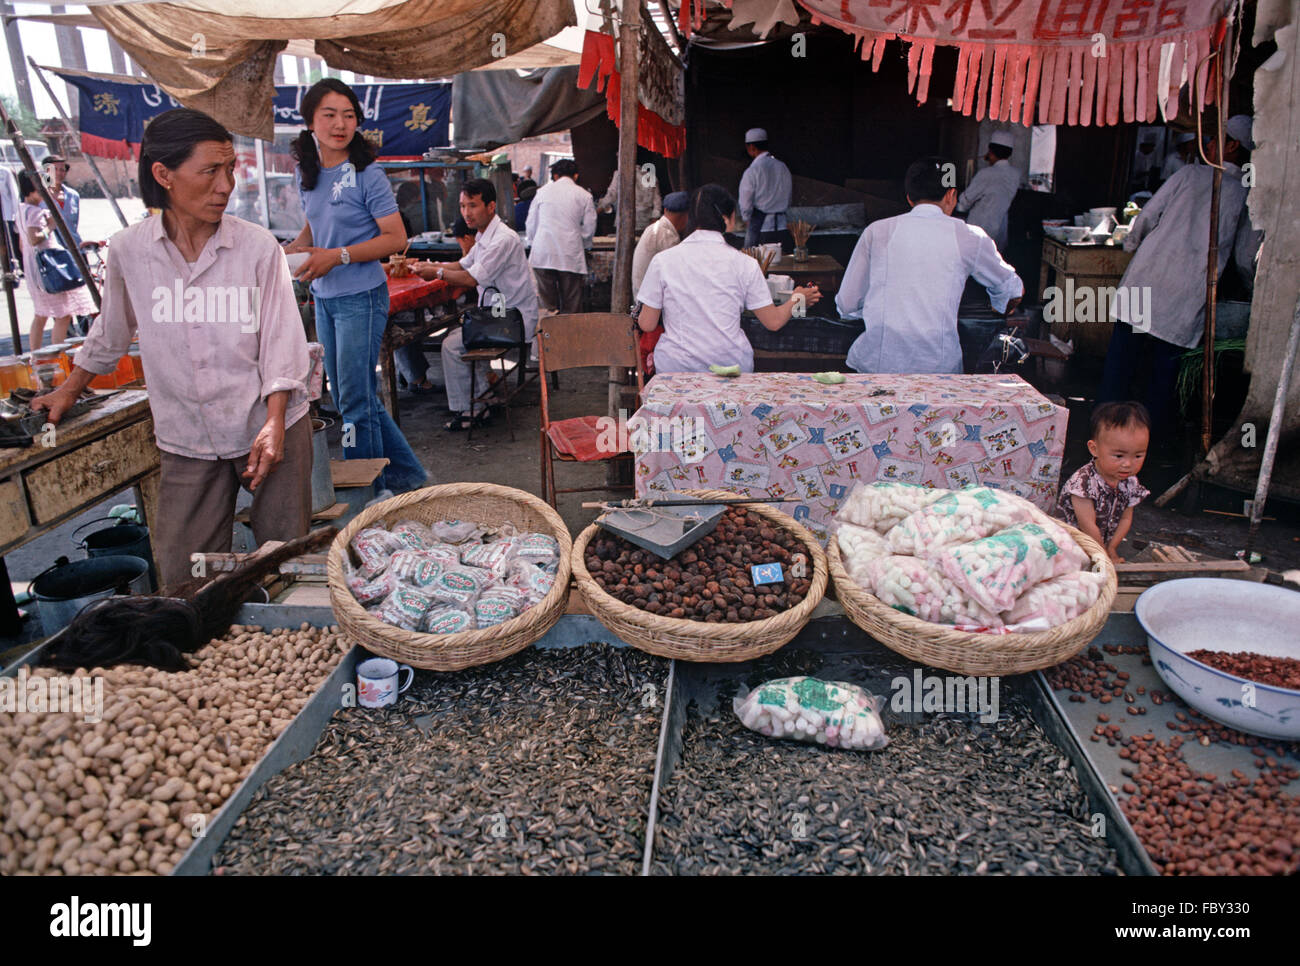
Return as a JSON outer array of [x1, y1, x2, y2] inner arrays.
[[74, 517, 156, 591], [311, 417, 336, 513], [30, 555, 151, 636]]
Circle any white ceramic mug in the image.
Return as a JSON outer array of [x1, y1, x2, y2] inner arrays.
[[357, 657, 414, 708]]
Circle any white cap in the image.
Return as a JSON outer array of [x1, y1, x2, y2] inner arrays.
[[745, 127, 768, 144], [1224, 114, 1254, 150], [1174, 131, 1196, 144], [989, 130, 1015, 148]]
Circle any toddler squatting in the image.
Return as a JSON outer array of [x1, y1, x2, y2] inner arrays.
[[1056, 401, 1151, 564]]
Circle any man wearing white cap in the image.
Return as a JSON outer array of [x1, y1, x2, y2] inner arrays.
[[739, 128, 792, 248], [956, 130, 1022, 251], [1160, 131, 1198, 183], [1099, 115, 1260, 438]]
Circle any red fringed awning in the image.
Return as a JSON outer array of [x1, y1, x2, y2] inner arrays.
[[578, 30, 687, 157], [693, 0, 1231, 127]]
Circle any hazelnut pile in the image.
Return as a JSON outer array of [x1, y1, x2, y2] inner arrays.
[[1186, 650, 1300, 691], [586, 508, 813, 622]]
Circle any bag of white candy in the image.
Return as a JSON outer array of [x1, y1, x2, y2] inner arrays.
[[734, 676, 889, 751], [350, 526, 404, 578], [887, 487, 1036, 556], [834, 522, 891, 591], [864, 555, 1003, 628], [835, 481, 947, 535], [937, 519, 1089, 614], [1002, 569, 1107, 629]]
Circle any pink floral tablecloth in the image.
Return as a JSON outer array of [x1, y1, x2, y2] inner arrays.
[[633, 372, 1067, 544]]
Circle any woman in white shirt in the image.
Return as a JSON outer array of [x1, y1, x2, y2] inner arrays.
[[636, 184, 819, 374]]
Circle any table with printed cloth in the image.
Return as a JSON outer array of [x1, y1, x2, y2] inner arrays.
[[379, 274, 469, 425], [632, 372, 1067, 545]]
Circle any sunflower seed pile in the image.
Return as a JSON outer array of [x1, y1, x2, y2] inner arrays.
[[213, 644, 663, 875], [652, 651, 1122, 876]]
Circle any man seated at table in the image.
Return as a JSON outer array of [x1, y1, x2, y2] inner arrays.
[[838, 156, 1023, 374], [413, 179, 538, 431], [632, 190, 689, 296]]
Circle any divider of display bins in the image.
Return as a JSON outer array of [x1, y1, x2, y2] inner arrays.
[[642, 612, 1156, 876]]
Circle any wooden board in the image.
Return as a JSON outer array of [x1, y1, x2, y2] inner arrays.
[[331, 458, 388, 488], [24, 418, 159, 525], [0, 478, 29, 546]]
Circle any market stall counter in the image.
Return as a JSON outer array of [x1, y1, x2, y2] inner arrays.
[[379, 274, 470, 425], [633, 372, 1066, 544]]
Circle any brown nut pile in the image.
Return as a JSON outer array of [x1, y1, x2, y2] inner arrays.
[[0, 623, 347, 876], [586, 508, 813, 622], [1186, 649, 1300, 691], [1116, 731, 1300, 875]]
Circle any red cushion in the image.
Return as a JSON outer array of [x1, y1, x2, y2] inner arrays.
[[547, 415, 624, 462]]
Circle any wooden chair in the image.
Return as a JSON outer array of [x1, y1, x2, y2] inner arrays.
[[537, 313, 644, 507]]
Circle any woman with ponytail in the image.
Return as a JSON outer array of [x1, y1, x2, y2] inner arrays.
[[285, 78, 425, 495]]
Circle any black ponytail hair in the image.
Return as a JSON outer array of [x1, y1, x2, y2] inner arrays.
[[138, 108, 233, 210], [291, 78, 378, 192], [690, 183, 737, 233]]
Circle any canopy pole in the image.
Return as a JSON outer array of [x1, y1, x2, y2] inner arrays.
[[0, 100, 99, 311], [1246, 294, 1300, 555], [1201, 43, 1227, 457], [608, 2, 641, 488], [0, 207, 21, 352], [28, 58, 129, 230]]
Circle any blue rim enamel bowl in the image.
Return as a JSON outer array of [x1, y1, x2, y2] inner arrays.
[[1135, 578, 1300, 741]]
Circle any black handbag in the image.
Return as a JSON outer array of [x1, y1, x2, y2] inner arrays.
[[36, 247, 84, 293], [461, 286, 525, 350]]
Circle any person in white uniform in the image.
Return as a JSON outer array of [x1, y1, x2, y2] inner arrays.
[[415, 178, 538, 431], [838, 156, 1024, 375], [1099, 115, 1259, 438], [631, 190, 689, 296], [738, 127, 793, 248], [1160, 131, 1198, 183], [526, 158, 595, 316], [636, 184, 820, 374], [956, 130, 1022, 251]]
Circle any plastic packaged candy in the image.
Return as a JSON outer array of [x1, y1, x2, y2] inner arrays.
[[886, 487, 1036, 556], [351, 527, 405, 577], [834, 481, 947, 534], [733, 676, 889, 751], [430, 519, 486, 545], [506, 560, 554, 599], [424, 605, 477, 635], [391, 520, 437, 552], [460, 539, 517, 575], [1002, 570, 1107, 628], [512, 532, 561, 568], [864, 555, 1003, 628], [420, 542, 463, 570], [348, 569, 398, 606], [475, 586, 531, 627], [937, 519, 1089, 614], [428, 565, 494, 606], [375, 585, 436, 631], [834, 522, 892, 590], [388, 549, 443, 589]]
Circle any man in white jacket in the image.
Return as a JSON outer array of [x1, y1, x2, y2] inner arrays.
[[956, 130, 1022, 251], [526, 159, 596, 316], [839, 156, 1023, 375]]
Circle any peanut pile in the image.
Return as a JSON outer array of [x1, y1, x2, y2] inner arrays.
[[0, 623, 347, 876]]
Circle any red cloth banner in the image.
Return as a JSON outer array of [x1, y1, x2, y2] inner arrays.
[[578, 30, 687, 157], [710, 0, 1229, 126]]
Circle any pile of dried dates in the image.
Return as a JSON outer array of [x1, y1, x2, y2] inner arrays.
[[585, 508, 813, 622]]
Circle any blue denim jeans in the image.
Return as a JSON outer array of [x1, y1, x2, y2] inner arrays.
[[314, 282, 428, 493]]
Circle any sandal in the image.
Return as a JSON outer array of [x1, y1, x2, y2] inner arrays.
[[444, 411, 490, 431]]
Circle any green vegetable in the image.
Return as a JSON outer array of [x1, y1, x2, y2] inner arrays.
[[709, 364, 741, 377], [812, 371, 846, 385]]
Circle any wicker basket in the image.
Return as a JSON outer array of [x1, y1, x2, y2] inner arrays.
[[571, 490, 828, 662], [827, 516, 1117, 676], [326, 483, 572, 671]]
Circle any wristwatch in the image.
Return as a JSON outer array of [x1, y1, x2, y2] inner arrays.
[[339, 247, 351, 265], [436, 267, 445, 280]]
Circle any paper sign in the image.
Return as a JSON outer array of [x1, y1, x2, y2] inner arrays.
[[751, 563, 784, 585]]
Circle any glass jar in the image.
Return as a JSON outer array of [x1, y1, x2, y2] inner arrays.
[[792, 245, 809, 263], [0, 355, 33, 393], [127, 344, 143, 384]]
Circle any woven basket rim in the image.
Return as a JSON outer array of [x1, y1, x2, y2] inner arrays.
[[326, 482, 573, 658], [826, 509, 1117, 670], [571, 489, 828, 658]]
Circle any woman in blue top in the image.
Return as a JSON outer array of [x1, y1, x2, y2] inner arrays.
[[285, 79, 426, 494]]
